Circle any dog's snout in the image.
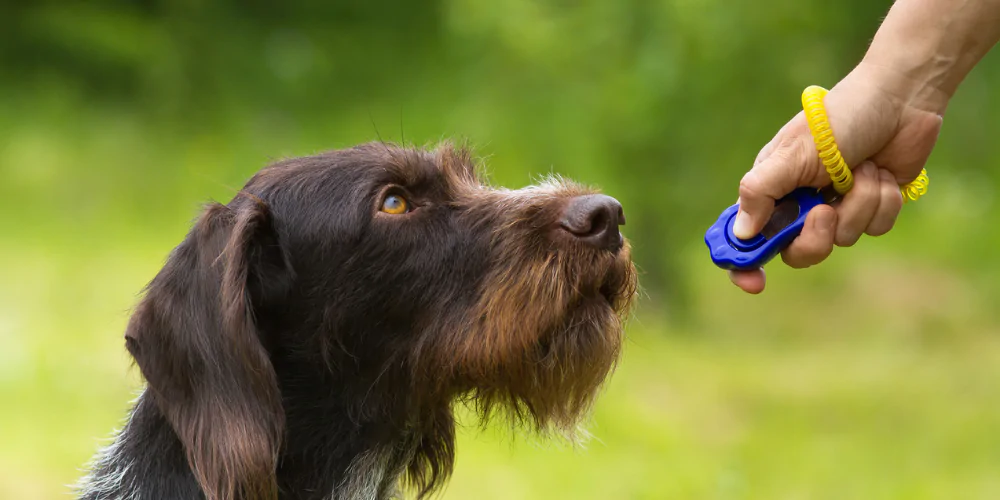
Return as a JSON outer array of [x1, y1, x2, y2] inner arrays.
[[558, 194, 625, 251]]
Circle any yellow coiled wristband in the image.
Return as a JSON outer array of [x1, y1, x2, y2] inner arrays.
[[801, 85, 929, 203]]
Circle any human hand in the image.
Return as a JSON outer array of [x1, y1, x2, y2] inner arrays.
[[729, 63, 944, 293]]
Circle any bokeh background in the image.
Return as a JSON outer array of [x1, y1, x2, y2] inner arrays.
[[4, 0, 1000, 498]]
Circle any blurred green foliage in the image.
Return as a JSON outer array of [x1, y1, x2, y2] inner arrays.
[[3, 1, 1000, 498]]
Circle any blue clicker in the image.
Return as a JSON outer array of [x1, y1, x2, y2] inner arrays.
[[705, 187, 827, 271]]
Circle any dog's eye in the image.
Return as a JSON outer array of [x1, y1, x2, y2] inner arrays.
[[380, 194, 410, 215]]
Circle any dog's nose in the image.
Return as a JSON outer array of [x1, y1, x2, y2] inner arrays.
[[559, 194, 625, 251]]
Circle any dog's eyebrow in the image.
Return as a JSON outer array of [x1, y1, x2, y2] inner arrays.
[[434, 145, 481, 195], [382, 147, 438, 188]]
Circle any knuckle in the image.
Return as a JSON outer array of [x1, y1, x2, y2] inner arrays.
[[865, 223, 892, 237], [779, 251, 805, 268], [795, 133, 820, 159], [845, 166, 878, 202], [754, 139, 777, 166], [814, 241, 835, 261], [781, 238, 831, 269], [781, 250, 814, 269], [769, 135, 798, 160], [835, 230, 861, 248], [738, 171, 762, 201], [792, 135, 815, 163], [771, 136, 812, 175], [866, 189, 903, 237]]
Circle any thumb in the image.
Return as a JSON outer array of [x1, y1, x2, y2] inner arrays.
[[734, 124, 826, 239]]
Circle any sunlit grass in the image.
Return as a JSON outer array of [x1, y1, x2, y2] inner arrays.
[[442, 286, 1000, 500]]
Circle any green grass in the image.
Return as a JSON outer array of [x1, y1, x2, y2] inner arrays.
[[445, 325, 1000, 500], [4, 231, 1000, 500]]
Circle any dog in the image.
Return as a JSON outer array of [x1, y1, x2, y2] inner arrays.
[[77, 142, 636, 500]]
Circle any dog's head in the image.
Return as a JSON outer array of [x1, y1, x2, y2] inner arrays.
[[124, 142, 636, 499]]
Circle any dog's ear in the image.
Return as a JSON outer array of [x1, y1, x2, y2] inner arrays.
[[125, 197, 292, 500]]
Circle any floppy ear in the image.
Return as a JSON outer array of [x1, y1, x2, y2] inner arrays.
[[125, 197, 292, 500]]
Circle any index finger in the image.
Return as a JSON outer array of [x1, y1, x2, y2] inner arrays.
[[734, 114, 827, 239]]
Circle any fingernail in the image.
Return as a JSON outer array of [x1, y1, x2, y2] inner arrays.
[[816, 208, 836, 232], [733, 211, 753, 239], [859, 161, 876, 175]]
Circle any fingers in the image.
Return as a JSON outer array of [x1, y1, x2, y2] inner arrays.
[[773, 165, 901, 271], [780, 204, 837, 268], [728, 268, 766, 294], [728, 167, 899, 293], [866, 168, 903, 236], [833, 162, 880, 247], [829, 161, 903, 243], [734, 114, 825, 240]]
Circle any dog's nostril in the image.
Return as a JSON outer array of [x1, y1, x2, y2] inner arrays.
[[559, 194, 625, 251]]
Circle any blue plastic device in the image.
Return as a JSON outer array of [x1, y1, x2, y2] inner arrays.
[[705, 187, 827, 271]]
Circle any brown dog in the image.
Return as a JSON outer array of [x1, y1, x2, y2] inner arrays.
[[78, 143, 636, 500]]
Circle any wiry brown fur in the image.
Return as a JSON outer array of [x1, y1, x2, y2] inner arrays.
[[424, 148, 635, 431], [79, 142, 636, 500]]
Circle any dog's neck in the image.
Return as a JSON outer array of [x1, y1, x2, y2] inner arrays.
[[78, 381, 430, 500], [78, 392, 203, 500], [270, 351, 426, 500]]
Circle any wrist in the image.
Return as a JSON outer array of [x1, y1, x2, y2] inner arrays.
[[853, 59, 952, 116], [857, 0, 1000, 115]]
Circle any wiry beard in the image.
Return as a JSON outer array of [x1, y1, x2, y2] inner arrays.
[[458, 241, 636, 438], [418, 173, 638, 437]]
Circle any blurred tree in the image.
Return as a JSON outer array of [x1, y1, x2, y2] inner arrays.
[[3, 0, 1000, 322]]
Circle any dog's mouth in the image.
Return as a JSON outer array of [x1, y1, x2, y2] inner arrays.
[[598, 279, 617, 305], [576, 248, 636, 314]]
